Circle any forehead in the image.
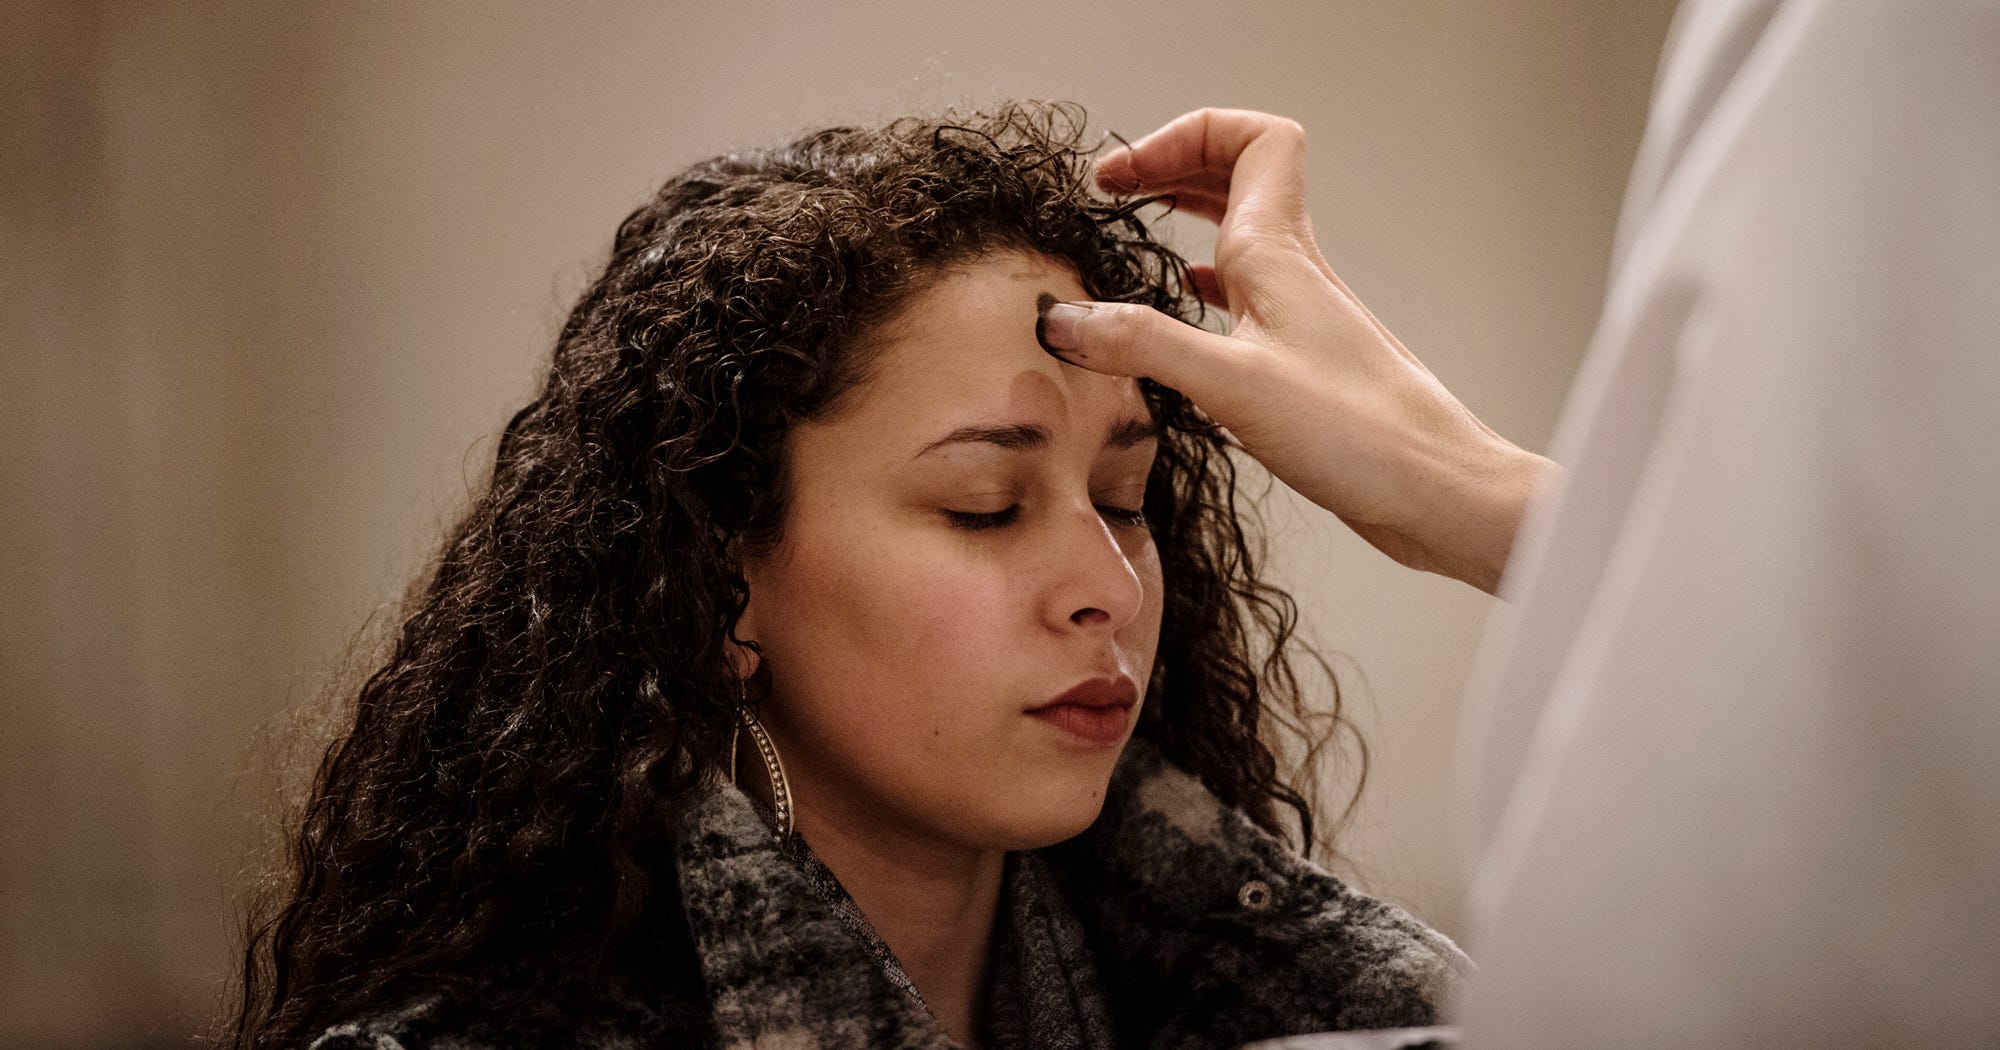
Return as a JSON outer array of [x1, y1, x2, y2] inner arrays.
[[822, 253, 1148, 448]]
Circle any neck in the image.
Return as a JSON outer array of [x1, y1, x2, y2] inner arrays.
[[792, 793, 1006, 1050]]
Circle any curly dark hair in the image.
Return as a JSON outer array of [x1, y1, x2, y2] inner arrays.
[[230, 99, 1357, 1048]]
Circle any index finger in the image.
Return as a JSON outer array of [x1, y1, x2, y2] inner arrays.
[[1095, 108, 1311, 232]]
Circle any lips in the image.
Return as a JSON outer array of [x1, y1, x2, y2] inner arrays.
[[1028, 676, 1138, 747]]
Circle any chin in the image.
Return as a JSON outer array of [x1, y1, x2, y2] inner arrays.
[[962, 758, 1119, 851]]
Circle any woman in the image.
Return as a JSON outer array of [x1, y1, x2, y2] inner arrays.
[[234, 101, 1473, 1050]]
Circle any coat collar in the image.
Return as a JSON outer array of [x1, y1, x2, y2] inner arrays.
[[670, 770, 955, 1049], [1053, 740, 1468, 1038], [669, 738, 1467, 1048]]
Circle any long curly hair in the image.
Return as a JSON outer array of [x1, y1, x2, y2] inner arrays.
[[231, 100, 1357, 1047]]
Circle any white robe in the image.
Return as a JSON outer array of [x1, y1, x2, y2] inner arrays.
[[1458, 0, 2000, 1045]]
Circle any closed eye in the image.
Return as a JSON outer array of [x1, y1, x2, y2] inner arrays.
[[942, 504, 1149, 532], [1096, 504, 1149, 529], [943, 506, 1020, 531]]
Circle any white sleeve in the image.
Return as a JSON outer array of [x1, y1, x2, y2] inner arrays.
[[1458, 0, 2000, 1045]]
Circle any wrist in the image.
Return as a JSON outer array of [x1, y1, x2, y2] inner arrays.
[[1419, 442, 1556, 595]]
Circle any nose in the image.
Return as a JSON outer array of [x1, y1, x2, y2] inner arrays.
[[1041, 501, 1147, 633]]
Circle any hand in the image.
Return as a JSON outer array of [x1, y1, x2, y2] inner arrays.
[[1039, 108, 1556, 594]]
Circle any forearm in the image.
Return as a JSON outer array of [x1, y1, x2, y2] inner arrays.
[[1411, 442, 1558, 596]]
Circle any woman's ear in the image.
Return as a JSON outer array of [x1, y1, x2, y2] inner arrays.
[[727, 633, 760, 682], [727, 567, 763, 683], [721, 528, 765, 682]]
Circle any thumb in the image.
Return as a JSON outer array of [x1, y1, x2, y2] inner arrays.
[[1036, 300, 1246, 397]]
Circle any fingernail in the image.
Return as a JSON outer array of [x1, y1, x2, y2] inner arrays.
[[1035, 295, 1092, 358]]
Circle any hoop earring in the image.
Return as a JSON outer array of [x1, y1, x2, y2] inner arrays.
[[728, 709, 794, 838]]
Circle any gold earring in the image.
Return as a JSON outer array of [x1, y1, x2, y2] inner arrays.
[[729, 709, 794, 837]]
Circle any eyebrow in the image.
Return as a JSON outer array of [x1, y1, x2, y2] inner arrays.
[[914, 417, 1158, 459]]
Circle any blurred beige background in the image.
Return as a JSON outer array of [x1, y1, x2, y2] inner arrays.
[[3, 1, 1675, 1045]]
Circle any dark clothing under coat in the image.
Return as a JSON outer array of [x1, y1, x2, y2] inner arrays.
[[310, 740, 1468, 1049]]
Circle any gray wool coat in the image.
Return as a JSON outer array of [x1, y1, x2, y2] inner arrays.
[[311, 740, 1468, 1050]]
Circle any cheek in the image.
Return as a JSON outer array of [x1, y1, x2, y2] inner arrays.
[[867, 550, 1023, 703], [753, 524, 1024, 732]]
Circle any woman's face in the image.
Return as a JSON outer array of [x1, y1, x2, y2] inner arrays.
[[737, 251, 1163, 853]]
